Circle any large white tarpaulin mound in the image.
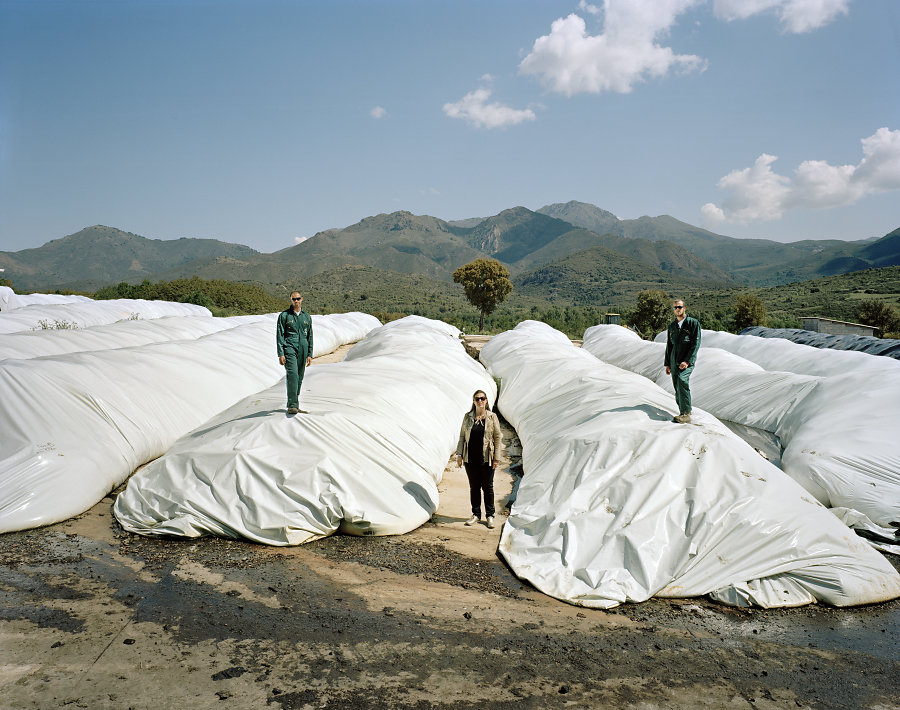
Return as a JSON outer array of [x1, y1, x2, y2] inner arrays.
[[0, 312, 378, 533], [480, 320, 900, 608], [310, 312, 381, 356], [113, 316, 495, 545], [0, 294, 212, 334], [645, 327, 900, 528], [656, 329, 900, 379], [0, 286, 93, 311]]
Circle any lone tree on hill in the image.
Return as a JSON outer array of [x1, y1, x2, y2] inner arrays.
[[453, 258, 513, 331], [628, 289, 670, 339], [733, 293, 768, 331], [857, 299, 900, 337]]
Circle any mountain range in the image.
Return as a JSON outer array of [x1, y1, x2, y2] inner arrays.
[[2, 202, 897, 297]]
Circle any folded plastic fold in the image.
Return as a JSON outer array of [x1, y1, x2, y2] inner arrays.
[[0, 308, 380, 533], [480, 321, 900, 609], [113, 316, 496, 545]]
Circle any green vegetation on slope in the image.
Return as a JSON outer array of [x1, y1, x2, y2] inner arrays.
[[682, 266, 900, 332], [93, 277, 284, 316]]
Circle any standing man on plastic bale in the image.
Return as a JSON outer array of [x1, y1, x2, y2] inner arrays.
[[665, 299, 700, 424], [277, 290, 313, 415]]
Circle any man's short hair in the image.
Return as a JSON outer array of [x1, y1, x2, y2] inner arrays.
[[290, 291, 302, 297]]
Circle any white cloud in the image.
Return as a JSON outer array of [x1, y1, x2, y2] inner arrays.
[[713, 0, 851, 33], [702, 128, 900, 226], [518, 1, 706, 96], [578, 0, 602, 15], [294, 236, 309, 245], [442, 88, 536, 129], [370, 105, 387, 119]]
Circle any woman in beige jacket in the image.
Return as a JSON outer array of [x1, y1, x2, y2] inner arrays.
[[456, 389, 502, 528]]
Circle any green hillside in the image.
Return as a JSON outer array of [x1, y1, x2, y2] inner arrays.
[[539, 201, 898, 286], [514, 245, 726, 308], [858, 228, 900, 268], [0, 225, 259, 292], [683, 265, 900, 328]]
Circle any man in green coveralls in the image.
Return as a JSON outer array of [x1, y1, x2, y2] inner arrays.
[[664, 299, 701, 424], [276, 291, 314, 414]]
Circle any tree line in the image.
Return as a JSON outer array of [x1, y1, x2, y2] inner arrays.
[[93, 277, 284, 315]]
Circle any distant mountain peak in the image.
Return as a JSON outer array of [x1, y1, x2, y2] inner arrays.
[[351, 210, 450, 234], [537, 201, 621, 236], [545, 200, 618, 218]]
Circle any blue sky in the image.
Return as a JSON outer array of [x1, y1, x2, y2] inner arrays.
[[1, 0, 898, 254]]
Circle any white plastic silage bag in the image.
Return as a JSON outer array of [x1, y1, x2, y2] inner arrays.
[[0, 312, 378, 533], [480, 321, 900, 609], [0, 315, 247, 360], [113, 316, 495, 545], [0, 296, 212, 334], [643, 328, 900, 528], [0, 286, 93, 311]]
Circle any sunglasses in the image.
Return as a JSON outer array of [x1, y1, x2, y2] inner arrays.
[[673, 305, 684, 309], [474, 396, 487, 401], [291, 297, 302, 301]]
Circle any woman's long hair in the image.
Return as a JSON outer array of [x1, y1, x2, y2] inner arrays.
[[468, 389, 492, 414]]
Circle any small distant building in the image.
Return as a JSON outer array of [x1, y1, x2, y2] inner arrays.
[[604, 313, 621, 325], [800, 317, 877, 337]]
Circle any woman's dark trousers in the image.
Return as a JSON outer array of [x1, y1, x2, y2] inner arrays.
[[464, 462, 495, 518]]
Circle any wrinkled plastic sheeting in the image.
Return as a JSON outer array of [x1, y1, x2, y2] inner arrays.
[[0, 312, 379, 533], [0, 296, 212, 334], [480, 321, 900, 608], [0, 315, 245, 360], [310, 312, 382, 356], [657, 329, 900, 379], [649, 328, 900, 527], [584, 325, 821, 433], [113, 316, 495, 545], [740, 326, 900, 360], [0, 286, 93, 311]]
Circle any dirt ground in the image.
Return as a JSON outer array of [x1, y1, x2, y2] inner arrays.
[[1, 340, 898, 710]]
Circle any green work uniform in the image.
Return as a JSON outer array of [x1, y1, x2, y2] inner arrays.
[[664, 315, 701, 416], [276, 308, 314, 409]]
